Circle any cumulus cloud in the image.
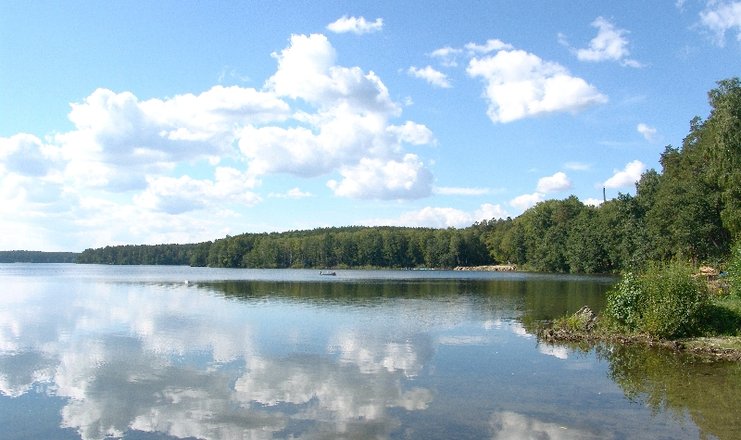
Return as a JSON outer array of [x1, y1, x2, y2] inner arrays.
[[0, 133, 60, 177], [603, 160, 646, 189], [369, 203, 508, 228], [245, 33, 435, 199], [430, 46, 463, 67], [467, 47, 607, 123], [134, 168, 260, 214], [568, 17, 642, 67], [268, 187, 313, 199], [407, 66, 452, 88], [1, 31, 437, 249], [326, 15, 383, 35], [508, 171, 571, 212], [327, 154, 433, 200], [699, 1, 741, 46], [536, 171, 572, 193], [464, 39, 513, 54], [509, 192, 545, 211], [55, 85, 289, 191], [433, 186, 494, 196], [637, 123, 658, 141]]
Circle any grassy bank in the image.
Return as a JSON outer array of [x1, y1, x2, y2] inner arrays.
[[539, 261, 741, 361]]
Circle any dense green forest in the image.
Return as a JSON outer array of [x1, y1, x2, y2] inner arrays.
[[77, 78, 741, 273], [76, 226, 491, 269], [0, 251, 80, 263]]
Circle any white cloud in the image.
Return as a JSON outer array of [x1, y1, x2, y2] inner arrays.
[[387, 121, 436, 145], [407, 66, 452, 88], [583, 197, 603, 207], [467, 48, 607, 123], [475, 203, 510, 221], [536, 171, 572, 193], [637, 123, 658, 141], [55, 85, 290, 191], [433, 186, 493, 196], [430, 46, 462, 67], [509, 192, 545, 211], [268, 187, 313, 199], [134, 168, 260, 214], [326, 15, 383, 35], [246, 33, 435, 193], [0, 32, 437, 250], [464, 39, 513, 54], [699, 1, 741, 46], [603, 160, 646, 189], [369, 203, 508, 228], [564, 161, 592, 171], [508, 171, 574, 212], [573, 17, 642, 67], [327, 154, 433, 200], [0, 133, 60, 177]]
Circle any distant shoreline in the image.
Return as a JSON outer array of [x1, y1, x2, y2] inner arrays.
[[0, 250, 79, 264]]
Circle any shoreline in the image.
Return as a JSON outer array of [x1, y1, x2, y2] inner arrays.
[[538, 325, 741, 362], [453, 264, 517, 272]]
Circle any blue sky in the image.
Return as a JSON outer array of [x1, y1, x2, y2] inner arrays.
[[1, 1, 739, 251]]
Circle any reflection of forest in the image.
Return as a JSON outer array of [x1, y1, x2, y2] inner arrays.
[[598, 344, 741, 440], [195, 277, 612, 323]]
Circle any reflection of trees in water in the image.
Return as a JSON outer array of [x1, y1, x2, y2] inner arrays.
[[198, 277, 612, 323], [598, 344, 741, 440]]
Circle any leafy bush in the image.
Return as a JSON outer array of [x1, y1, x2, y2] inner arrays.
[[604, 262, 709, 339], [728, 241, 741, 298], [604, 272, 643, 331]]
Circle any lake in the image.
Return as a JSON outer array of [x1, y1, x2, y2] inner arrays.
[[0, 264, 738, 439]]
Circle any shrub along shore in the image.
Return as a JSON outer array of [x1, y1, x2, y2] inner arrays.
[[539, 258, 741, 361]]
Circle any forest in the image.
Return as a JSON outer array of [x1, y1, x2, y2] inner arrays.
[[76, 78, 740, 273], [0, 250, 79, 263]]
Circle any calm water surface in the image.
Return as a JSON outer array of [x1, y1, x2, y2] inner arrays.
[[0, 264, 738, 439]]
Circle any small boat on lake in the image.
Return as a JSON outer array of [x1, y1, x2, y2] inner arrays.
[[319, 271, 337, 276]]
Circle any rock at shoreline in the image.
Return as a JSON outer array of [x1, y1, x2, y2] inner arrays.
[[454, 265, 517, 272]]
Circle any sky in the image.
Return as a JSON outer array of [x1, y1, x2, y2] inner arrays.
[[1, 1, 739, 251]]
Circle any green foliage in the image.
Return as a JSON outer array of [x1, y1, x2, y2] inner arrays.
[[728, 241, 741, 297], [604, 272, 644, 331], [0, 251, 79, 263], [604, 262, 709, 339], [77, 226, 493, 269]]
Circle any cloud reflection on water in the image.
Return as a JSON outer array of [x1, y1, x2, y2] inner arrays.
[[0, 278, 446, 439], [490, 411, 605, 439]]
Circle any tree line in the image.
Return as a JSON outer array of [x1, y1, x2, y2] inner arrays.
[[77, 226, 491, 269], [76, 78, 741, 273], [0, 251, 80, 263]]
